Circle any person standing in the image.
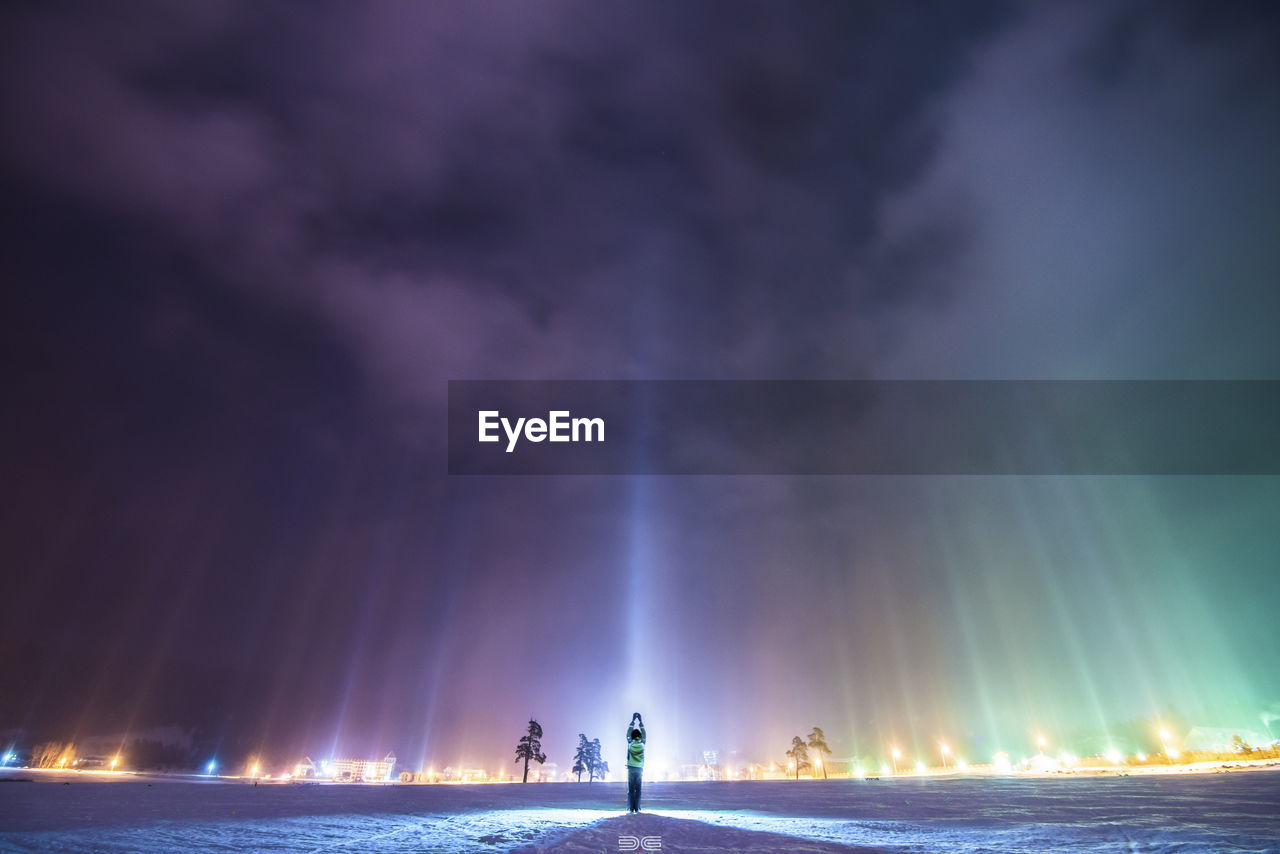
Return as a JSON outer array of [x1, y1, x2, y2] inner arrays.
[[626, 712, 646, 813]]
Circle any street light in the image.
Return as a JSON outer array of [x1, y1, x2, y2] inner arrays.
[[1158, 728, 1175, 763], [890, 747, 901, 774], [939, 742, 951, 770]]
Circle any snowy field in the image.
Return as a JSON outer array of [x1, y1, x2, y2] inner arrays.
[[2, 767, 1279, 853]]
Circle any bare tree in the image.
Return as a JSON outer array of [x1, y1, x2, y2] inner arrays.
[[33, 742, 74, 768]]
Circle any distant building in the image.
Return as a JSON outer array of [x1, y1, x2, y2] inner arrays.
[[329, 752, 396, 782], [293, 757, 317, 779]]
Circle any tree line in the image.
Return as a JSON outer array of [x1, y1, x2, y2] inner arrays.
[[785, 727, 832, 779], [515, 719, 840, 783], [512, 719, 609, 783]]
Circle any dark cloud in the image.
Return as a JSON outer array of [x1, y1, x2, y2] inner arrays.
[[2, 2, 1014, 394], [880, 1, 1280, 379]]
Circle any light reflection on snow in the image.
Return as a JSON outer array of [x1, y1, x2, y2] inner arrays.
[[2, 773, 1279, 853], [642, 808, 1155, 853], [1, 808, 619, 854]]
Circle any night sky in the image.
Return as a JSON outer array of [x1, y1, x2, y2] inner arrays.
[[3, 2, 1279, 774]]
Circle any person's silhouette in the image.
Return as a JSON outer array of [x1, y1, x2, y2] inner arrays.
[[626, 712, 646, 813]]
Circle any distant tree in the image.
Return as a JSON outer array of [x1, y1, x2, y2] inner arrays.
[[514, 719, 547, 783], [786, 736, 810, 780], [1230, 734, 1253, 754], [808, 727, 831, 779], [127, 738, 196, 771], [588, 737, 609, 782], [573, 734, 590, 782], [33, 742, 74, 769]]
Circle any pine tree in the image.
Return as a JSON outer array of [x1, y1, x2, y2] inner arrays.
[[573, 734, 590, 782], [588, 737, 609, 782], [514, 719, 547, 783], [786, 736, 810, 780], [807, 727, 831, 779]]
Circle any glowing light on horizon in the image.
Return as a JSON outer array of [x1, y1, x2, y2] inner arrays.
[[1158, 727, 1180, 760]]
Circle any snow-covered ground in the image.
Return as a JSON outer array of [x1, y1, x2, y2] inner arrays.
[[2, 767, 1279, 852]]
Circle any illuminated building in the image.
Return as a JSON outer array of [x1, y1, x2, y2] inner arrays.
[[328, 752, 396, 782]]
